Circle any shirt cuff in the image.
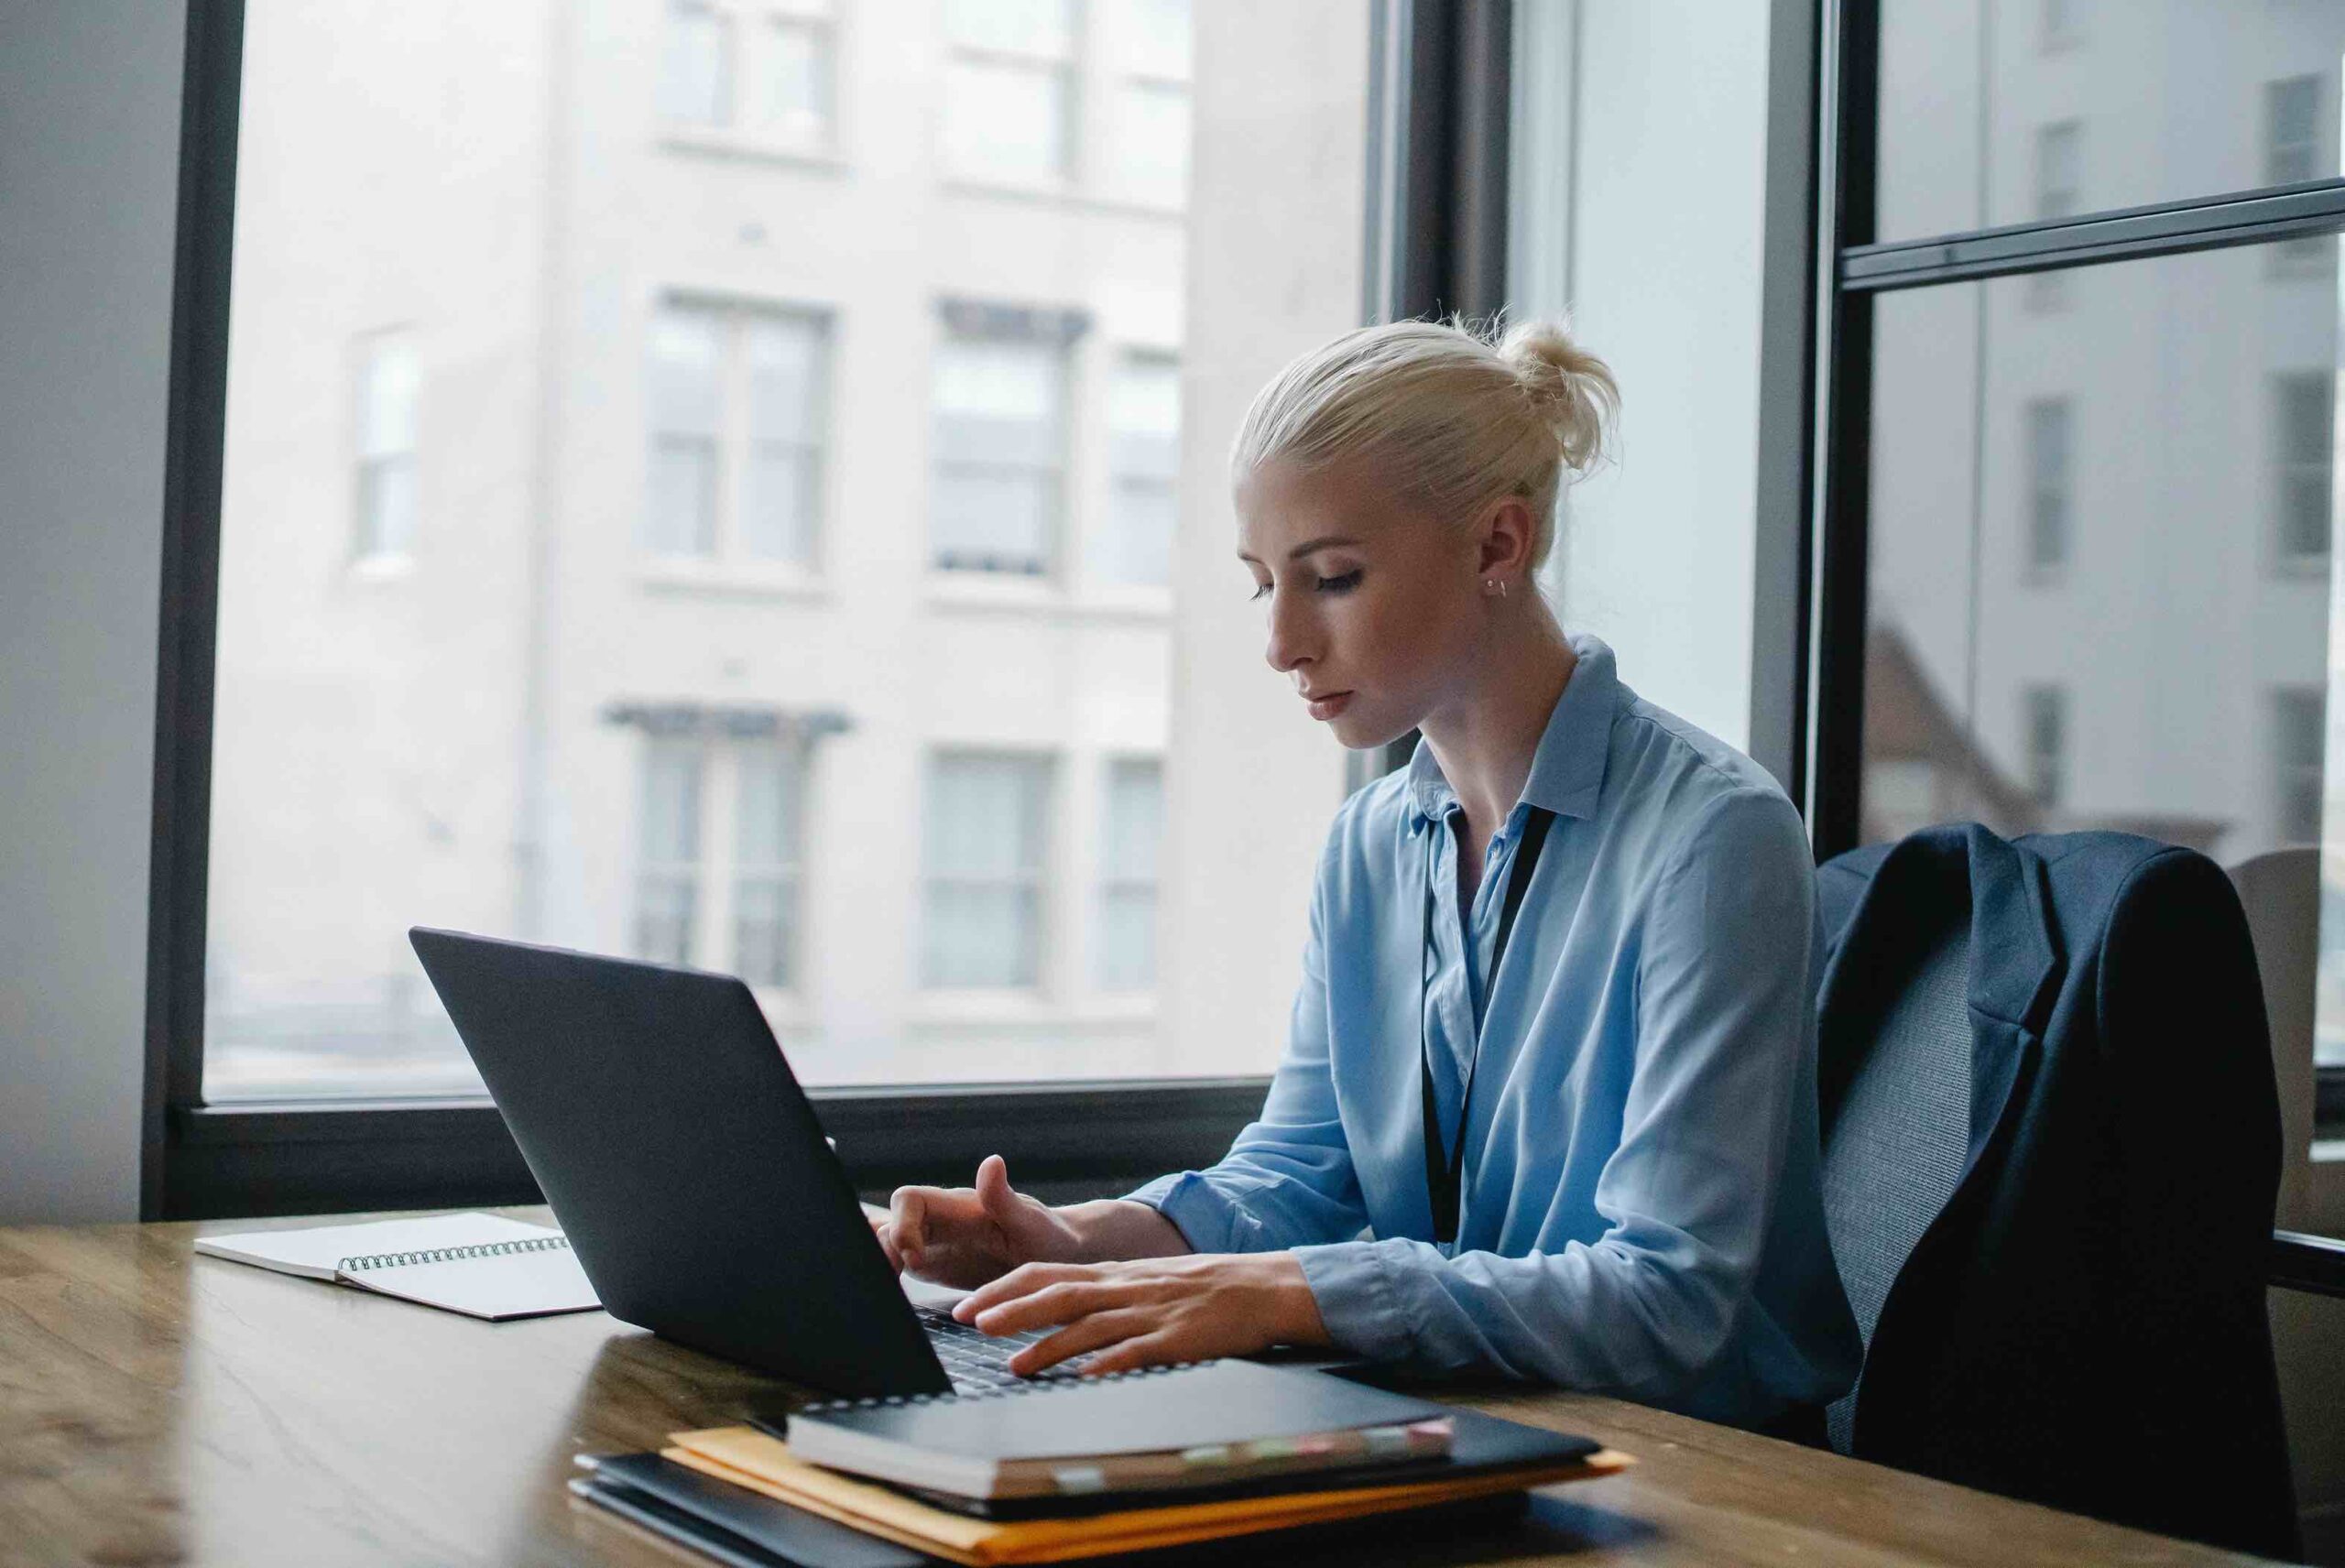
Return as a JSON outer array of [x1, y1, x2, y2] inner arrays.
[[1292, 1239, 1417, 1364], [1122, 1171, 1244, 1254]]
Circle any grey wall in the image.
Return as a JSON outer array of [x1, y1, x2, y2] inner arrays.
[[0, 0, 188, 1222]]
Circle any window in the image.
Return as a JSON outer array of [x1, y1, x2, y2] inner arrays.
[[354, 332, 419, 561], [646, 301, 830, 566], [942, 0, 1076, 186], [2265, 76, 2328, 275], [2023, 397, 2071, 573], [191, 1, 1370, 1149], [2273, 371, 2333, 573], [922, 752, 1051, 989], [2024, 123, 2081, 310], [1095, 352, 1180, 586], [931, 319, 1069, 576], [629, 732, 808, 986], [2039, 0, 2082, 51], [732, 742, 804, 986], [1095, 758, 1163, 989], [2022, 686, 2065, 810], [1113, 0, 1192, 207], [659, 1, 836, 152], [633, 739, 704, 965], [2275, 689, 2326, 846], [659, 1, 731, 128]]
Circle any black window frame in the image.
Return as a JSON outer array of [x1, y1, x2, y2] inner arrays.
[[1805, 0, 2345, 1281], [143, 0, 1518, 1220]]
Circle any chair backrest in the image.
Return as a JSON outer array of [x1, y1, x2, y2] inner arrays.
[[2225, 846, 2318, 1230], [1817, 907, 1972, 1455]]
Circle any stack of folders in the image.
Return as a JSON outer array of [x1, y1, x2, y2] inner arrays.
[[570, 1361, 1631, 1566]]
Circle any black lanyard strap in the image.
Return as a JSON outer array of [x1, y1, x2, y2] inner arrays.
[[1420, 805, 1555, 1247]]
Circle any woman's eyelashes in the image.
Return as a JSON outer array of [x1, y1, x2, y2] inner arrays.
[[1249, 570, 1364, 602]]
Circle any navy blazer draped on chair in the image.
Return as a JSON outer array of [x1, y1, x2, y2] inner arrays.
[[1816, 825, 2296, 1560]]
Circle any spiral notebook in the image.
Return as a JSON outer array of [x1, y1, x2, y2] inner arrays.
[[193, 1211, 602, 1321]]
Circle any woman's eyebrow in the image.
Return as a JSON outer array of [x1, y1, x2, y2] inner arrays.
[[1234, 534, 1360, 566]]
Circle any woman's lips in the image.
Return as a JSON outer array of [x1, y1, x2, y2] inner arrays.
[[1304, 691, 1354, 720]]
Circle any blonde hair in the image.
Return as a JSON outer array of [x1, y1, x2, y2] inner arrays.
[[1230, 317, 1619, 570]]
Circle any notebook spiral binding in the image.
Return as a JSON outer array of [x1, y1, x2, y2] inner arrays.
[[336, 1236, 573, 1274], [799, 1361, 1203, 1414]]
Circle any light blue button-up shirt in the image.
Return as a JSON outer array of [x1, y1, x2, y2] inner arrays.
[[1129, 636, 1860, 1427]]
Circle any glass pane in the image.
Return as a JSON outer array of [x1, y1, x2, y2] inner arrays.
[[207, 0, 1369, 1094], [1122, 0, 1193, 80], [1096, 887, 1157, 990], [1119, 82, 1191, 205], [1855, 238, 2345, 1073], [924, 754, 1045, 880], [943, 59, 1069, 183], [1100, 759, 1162, 880], [943, 0, 1074, 60], [1876, 2, 2345, 243], [659, 2, 729, 127], [761, 20, 833, 146]]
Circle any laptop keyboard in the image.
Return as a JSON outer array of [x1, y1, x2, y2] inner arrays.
[[918, 1307, 1094, 1393]]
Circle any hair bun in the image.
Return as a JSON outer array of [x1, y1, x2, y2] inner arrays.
[[1500, 319, 1618, 473]]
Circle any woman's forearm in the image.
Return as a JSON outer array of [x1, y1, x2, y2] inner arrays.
[[1059, 1199, 1193, 1262]]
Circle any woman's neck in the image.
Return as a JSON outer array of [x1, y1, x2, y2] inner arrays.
[[1418, 604, 1576, 845]]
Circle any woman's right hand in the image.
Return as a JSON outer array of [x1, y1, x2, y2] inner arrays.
[[876, 1154, 1089, 1289]]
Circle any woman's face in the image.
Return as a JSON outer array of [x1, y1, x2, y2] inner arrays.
[[1235, 457, 1490, 751]]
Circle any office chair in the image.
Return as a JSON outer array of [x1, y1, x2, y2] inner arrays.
[[1813, 825, 2300, 1560]]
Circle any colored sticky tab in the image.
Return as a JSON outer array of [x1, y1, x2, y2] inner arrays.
[[1050, 1466, 1108, 1494], [1362, 1425, 1413, 1456], [1180, 1445, 1235, 1466], [1246, 1438, 1300, 1460]]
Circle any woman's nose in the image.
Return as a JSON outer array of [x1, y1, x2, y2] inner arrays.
[[1263, 588, 1314, 674]]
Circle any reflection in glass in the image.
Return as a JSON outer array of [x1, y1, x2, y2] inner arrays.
[[1877, 1, 2345, 243], [1860, 238, 2345, 1066]]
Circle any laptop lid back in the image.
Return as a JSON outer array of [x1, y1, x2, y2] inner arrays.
[[409, 926, 950, 1398]]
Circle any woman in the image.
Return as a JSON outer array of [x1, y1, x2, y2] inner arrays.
[[878, 319, 1859, 1430]]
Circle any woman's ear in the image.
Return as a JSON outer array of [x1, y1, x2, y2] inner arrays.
[[1475, 496, 1539, 580]]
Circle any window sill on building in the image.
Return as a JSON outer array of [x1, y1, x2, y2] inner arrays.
[[940, 175, 1184, 223], [905, 990, 1158, 1029], [659, 125, 845, 175], [638, 557, 833, 603], [926, 572, 1172, 623], [346, 552, 415, 583]]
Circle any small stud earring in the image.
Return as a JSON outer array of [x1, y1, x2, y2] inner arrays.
[[1485, 578, 1507, 598]]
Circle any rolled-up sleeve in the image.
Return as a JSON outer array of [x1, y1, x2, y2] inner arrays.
[[1289, 789, 1817, 1403], [1126, 840, 1370, 1254]]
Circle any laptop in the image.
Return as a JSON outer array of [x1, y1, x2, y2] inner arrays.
[[408, 926, 1095, 1399]]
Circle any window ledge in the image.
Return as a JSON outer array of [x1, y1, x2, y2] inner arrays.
[[637, 559, 833, 602], [659, 127, 845, 173], [925, 573, 1172, 622], [904, 991, 1158, 1029], [346, 554, 415, 583], [940, 177, 1184, 223]]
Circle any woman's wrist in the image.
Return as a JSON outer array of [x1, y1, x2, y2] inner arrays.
[[1057, 1198, 1192, 1262]]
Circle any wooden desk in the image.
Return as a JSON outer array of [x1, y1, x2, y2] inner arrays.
[[0, 1212, 2271, 1567]]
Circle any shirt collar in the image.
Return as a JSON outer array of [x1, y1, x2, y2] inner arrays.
[[1406, 633, 1622, 829]]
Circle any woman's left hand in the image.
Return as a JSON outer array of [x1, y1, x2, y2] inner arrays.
[[952, 1252, 1332, 1376]]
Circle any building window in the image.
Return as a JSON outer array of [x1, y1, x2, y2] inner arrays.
[[2276, 688, 2328, 844], [1095, 758, 1162, 989], [922, 752, 1050, 989], [942, 0, 1077, 185], [645, 300, 830, 565], [659, 1, 835, 150], [1094, 352, 1180, 586], [634, 739, 704, 965], [2023, 397, 2072, 572], [2265, 76, 2329, 274], [2024, 122, 2082, 310], [2274, 371, 2334, 573], [354, 332, 419, 561], [2040, 0, 2082, 50], [2023, 685, 2066, 810], [630, 735, 807, 985], [732, 743, 803, 987], [1114, 0, 1191, 205], [931, 323, 1067, 576], [659, 1, 731, 128]]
